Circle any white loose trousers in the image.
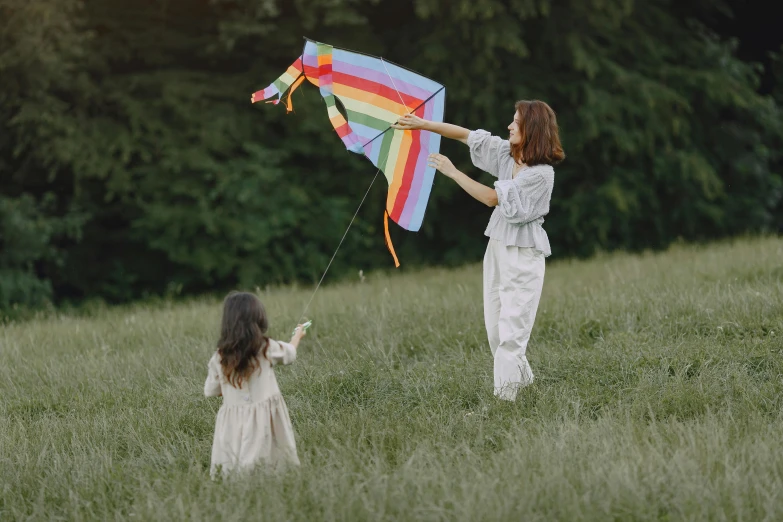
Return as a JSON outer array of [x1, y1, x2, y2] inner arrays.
[[483, 239, 545, 401]]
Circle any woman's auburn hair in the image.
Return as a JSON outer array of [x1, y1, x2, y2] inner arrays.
[[511, 100, 565, 167]]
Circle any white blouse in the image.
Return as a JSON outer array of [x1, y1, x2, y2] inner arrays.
[[467, 129, 554, 257]]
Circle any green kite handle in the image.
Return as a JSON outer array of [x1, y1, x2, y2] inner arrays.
[[292, 320, 312, 336]]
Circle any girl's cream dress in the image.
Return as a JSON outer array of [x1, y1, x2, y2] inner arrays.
[[204, 340, 299, 476]]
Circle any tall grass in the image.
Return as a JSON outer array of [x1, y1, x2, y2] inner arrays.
[[2, 236, 782, 520]]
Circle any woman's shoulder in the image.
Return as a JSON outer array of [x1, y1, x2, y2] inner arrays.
[[469, 129, 510, 151], [524, 164, 555, 181], [468, 129, 510, 147]]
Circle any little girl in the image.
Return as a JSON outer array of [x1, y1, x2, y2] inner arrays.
[[203, 291, 307, 477]]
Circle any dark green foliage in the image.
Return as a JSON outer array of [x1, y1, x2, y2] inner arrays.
[[1, 0, 781, 312], [0, 194, 85, 311]]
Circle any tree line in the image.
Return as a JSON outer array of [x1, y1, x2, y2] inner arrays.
[[1, 0, 781, 316]]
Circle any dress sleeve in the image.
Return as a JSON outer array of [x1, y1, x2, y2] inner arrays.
[[493, 171, 552, 225], [467, 129, 510, 178], [266, 340, 297, 366], [203, 353, 222, 397]]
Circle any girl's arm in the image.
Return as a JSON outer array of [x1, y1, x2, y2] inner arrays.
[[267, 324, 307, 367], [392, 114, 470, 144], [289, 324, 307, 348], [204, 354, 223, 397]]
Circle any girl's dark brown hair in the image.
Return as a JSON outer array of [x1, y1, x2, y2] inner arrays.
[[511, 100, 565, 167], [217, 291, 269, 388]]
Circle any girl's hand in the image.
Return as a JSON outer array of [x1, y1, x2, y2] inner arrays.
[[392, 114, 429, 131], [428, 153, 459, 178], [291, 324, 307, 343]]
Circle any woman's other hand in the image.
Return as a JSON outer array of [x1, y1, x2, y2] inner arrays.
[[428, 153, 459, 178]]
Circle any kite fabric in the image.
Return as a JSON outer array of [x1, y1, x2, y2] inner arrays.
[[251, 38, 446, 266]]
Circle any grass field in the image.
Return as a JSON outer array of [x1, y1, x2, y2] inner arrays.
[[2, 236, 782, 521]]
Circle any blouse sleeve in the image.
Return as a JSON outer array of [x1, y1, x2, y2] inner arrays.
[[494, 171, 552, 225], [467, 129, 510, 178], [266, 340, 297, 366], [203, 353, 222, 397]]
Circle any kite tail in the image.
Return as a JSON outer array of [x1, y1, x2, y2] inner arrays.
[[384, 210, 400, 268], [251, 58, 306, 113]]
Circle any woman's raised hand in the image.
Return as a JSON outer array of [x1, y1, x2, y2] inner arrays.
[[392, 114, 428, 131], [428, 153, 458, 178]]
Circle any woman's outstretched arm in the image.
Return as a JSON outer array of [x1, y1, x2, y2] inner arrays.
[[391, 114, 470, 144]]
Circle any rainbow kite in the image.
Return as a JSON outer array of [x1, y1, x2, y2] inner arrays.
[[251, 38, 446, 266]]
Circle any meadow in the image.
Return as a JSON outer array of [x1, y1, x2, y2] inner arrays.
[[2, 236, 782, 521]]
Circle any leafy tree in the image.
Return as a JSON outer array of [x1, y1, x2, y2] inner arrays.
[[1, 0, 780, 313]]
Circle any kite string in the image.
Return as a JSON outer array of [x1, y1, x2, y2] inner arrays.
[[291, 60, 412, 332], [361, 86, 445, 150], [381, 57, 411, 114], [294, 168, 381, 328]]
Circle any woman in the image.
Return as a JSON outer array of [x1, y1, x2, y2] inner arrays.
[[393, 100, 565, 401]]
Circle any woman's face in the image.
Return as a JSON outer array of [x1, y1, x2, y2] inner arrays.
[[508, 111, 522, 146]]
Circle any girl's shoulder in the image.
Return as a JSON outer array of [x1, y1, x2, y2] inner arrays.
[[207, 351, 221, 370]]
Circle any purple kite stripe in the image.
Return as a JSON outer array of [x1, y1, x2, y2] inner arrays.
[[398, 134, 431, 226], [332, 60, 435, 101]]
